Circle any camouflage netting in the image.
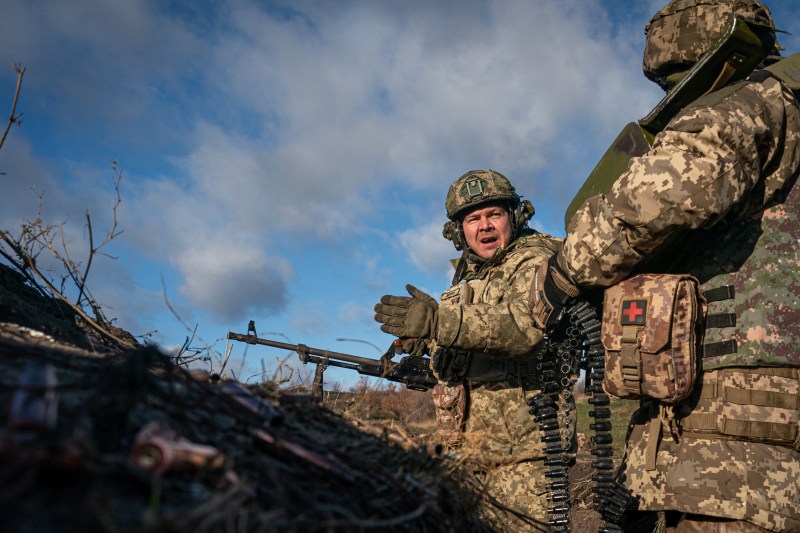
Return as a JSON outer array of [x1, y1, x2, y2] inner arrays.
[[0, 263, 498, 532]]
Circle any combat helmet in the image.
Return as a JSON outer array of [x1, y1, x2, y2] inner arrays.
[[442, 169, 534, 251], [643, 0, 780, 91]]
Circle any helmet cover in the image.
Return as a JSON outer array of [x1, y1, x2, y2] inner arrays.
[[442, 170, 534, 252], [445, 169, 520, 221], [643, 0, 778, 88]]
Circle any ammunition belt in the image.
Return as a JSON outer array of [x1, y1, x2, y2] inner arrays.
[[566, 301, 634, 532], [528, 383, 573, 532], [526, 303, 591, 531]]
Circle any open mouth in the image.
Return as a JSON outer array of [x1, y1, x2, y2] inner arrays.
[[480, 236, 497, 245]]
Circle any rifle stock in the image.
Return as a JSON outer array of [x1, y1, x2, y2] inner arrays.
[[227, 331, 437, 399]]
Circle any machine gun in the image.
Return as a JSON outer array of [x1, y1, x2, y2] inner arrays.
[[227, 329, 437, 401]]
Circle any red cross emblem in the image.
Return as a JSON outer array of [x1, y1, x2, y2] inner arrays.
[[620, 299, 647, 326]]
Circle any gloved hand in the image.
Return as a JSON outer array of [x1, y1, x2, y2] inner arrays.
[[374, 284, 438, 339], [400, 338, 430, 356], [530, 255, 581, 333]]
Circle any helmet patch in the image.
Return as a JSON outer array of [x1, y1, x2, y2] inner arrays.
[[460, 175, 488, 202]]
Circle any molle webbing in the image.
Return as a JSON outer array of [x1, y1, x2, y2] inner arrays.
[[703, 339, 738, 358], [703, 285, 735, 302], [702, 285, 738, 358], [680, 367, 800, 447]]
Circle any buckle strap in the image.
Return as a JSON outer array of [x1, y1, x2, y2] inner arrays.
[[703, 285, 735, 303], [620, 325, 642, 395]]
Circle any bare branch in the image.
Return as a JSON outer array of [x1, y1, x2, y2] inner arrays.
[[12, 246, 137, 350], [161, 274, 223, 369], [75, 210, 93, 308], [0, 229, 47, 296], [0, 63, 25, 154], [0, 78, 134, 351]]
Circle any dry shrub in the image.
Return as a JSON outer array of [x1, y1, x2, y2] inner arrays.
[[330, 378, 435, 425]]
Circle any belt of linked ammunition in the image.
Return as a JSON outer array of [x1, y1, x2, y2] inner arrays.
[[528, 380, 572, 533], [528, 301, 637, 533], [527, 302, 584, 533], [568, 301, 635, 532]]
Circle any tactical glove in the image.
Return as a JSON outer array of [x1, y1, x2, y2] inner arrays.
[[530, 255, 581, 333], [400, 338, 430, 356], [374, 284, 439, 339]]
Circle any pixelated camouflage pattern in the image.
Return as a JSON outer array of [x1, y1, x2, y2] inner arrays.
[[429, 231, 568, 524], [431, 382, 466, 433], [475, 460, 549, 531], [601, 274, 704, 403], [622, 395, 800, 531], [685, 168, 800, 369], [431, 232, 565, 465], [559, 59, 800, 528], [560, 75, 800, 368], [464, 378, 577, 464], [444, 169, 520, 221], [643, 0, 777, 87], [434, 233, 559, 356]]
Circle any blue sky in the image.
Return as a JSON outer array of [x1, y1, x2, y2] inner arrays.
[[1, 0, 798, 387]]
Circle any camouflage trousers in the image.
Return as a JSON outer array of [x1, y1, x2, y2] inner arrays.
[[476, 459, 550, 532], [433, 379, 575, 531]]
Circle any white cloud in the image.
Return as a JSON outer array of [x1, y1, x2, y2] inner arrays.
[[14, 0, 789, 344], [175, 239, 292, 322], [398, 218, 455, 277], [337, 301, 373, 328]]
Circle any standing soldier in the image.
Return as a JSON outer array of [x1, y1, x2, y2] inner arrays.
[[531, 1, 800, 531], [375, 170, 570, 530]]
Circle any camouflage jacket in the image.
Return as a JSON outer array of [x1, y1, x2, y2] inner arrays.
[[432, 231, 560, 358], [432, 231, 565, 465], [560, 72, 800, 369], [560, 72, 800, 529]]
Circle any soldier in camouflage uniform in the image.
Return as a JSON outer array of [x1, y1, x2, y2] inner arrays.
[[375, 170, 570, 530], [531, 1, 800, 531]]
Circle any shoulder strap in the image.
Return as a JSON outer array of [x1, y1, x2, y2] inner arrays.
[[685, 53, 800, 110], [764, 52, 800, 92]]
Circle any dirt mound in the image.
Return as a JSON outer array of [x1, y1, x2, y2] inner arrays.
[[0, 264, 494, 532]]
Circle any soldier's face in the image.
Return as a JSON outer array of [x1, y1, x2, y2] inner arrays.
[[461, 203, 513, 260]]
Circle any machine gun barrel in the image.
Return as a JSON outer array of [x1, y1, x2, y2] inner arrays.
[[227, 332, 379, 366], [227, 330, 437, 399]]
